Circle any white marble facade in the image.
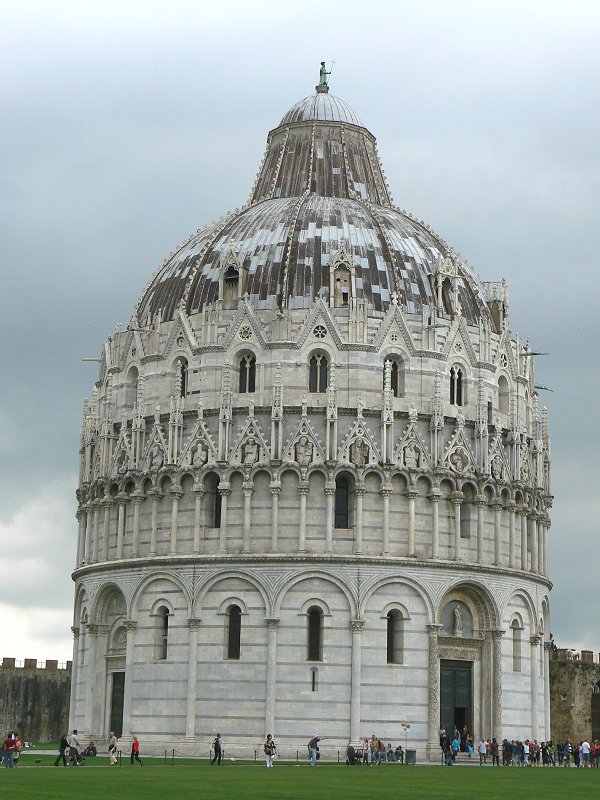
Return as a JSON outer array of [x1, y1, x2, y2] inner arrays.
[[70, 81, 552, 757]]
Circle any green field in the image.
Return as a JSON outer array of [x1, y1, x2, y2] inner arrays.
[[3, 759, 600, 800]]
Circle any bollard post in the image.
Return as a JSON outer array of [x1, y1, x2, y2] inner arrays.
[[254, 750, 257, 762], [118, 749, 122, 767], [165, 749, 167, 764], [172, 748, 175, 767], [337, 750, 340, 763], [296, 750, 299, 764]]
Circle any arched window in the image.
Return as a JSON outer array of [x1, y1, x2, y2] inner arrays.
[[310, 667, 319, 692], [441, 277, 453, 315], [226, 604, 241, 660], [386, 610, 404, 664], [450, 366, 464, 406], [223, 263, 240, 308], [125, 366, 138, 408], [498, 375, 510, 414], [333, 266, 351, 306], [239, 354, 256, 393], [309, 353, 328, 393], [334, 475, 350, 528], [156, 606, 169, 660], [384, 357, 405, 398], [511, 618, 522, 672], [307, 606, 323, 661], [177, 358, 188, 398]]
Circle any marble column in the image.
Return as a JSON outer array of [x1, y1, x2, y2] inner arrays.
[[430, 492, 440, 559], [492, 503, 502, 565], [491, 630, 504, 739], [426, 624, 443, 760], [507, 501, 516, 568], [381, 487, 391, 555], [218, 486, 230, 552], [185, 618, 201, 739], [530, 635, 540, 736], [520, 510, 528, 570], [475, 497, 485, 563], [149, 493, 159, 557], [265, 618, 280, 736], [452, 494, 462, 560], [350, 619, 365, 742], [168, 491, 182, 556], [298, 481, 309, 552], [242, 483, 253, 553], [354, 485, 364, 555], [121, 619, 137, 736], [91, 505, 100, 564], [407, 489, 417, 556], [131, 496, 142, 558], [537, 516, 544, 574], [101, 499, 111, 562], [270, 484, 280, 552], [193, 486, 204, 554], [76, 508, 87, 567], [543, 519, 550, 575], [529, 515, 538, 573], [325, 484, 335, 553], [116, 497, 126, 559], [68, 626, 80, 730]]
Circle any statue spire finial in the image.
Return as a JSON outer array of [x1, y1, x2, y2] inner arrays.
[[316, 61, 331, 93]]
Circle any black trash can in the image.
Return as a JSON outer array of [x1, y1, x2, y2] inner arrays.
[[405, 749, 417, 765]]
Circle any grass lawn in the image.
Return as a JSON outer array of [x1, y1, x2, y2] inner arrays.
[[4, 759, 600, 800]]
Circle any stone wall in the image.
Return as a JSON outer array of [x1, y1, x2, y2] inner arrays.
[[550, 652, 600, 742], [0, 659, 71, 742]]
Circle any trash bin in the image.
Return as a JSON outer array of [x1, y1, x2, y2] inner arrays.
[[405, 749, 417, 765]]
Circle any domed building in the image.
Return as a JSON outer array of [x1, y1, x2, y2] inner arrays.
[[70, 72, 553, 758]]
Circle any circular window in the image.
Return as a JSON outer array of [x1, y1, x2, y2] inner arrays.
[[454, 342, 463, 353], [239, 326, 252, 340], [389, 332, 400, 344], [177, 336, 185, 347], [313, 325, 327, 339]]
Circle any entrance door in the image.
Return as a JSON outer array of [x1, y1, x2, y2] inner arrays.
[[440, 660, 472, 736], [109, 671, 125, 737]]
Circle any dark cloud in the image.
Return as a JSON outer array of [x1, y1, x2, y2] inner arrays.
[[2, 0, 598, 659]]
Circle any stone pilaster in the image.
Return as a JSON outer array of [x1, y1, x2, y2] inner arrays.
[[185, 618, 201, 739], [426, 624, 443, 760], [265, 618, 280, 735], [121, 619, 137, 736], [350, 618, 365, 742]]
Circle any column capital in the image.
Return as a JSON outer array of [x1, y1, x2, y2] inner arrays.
[[530, 634, 542, 645], [324, 485, 336, 495], [354, 485, 366, 497], [124, 619, 137, 632], [491, 501, 503, 512], [170, 490, 183, 500], [380, 487, 392, 498], [187, 617, 201, 630], [298, 482, 310, 495], [429, 491, 441, 502], [71, 626, 80, 638], [489, 628, 505, 640], [87, 623, 109, 637], [406, 487, 418, 499], [265, 617, 280, 630], [451, 492, 463, 504], [350, 618, 365, 633]]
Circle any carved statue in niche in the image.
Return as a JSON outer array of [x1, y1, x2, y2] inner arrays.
[[295, 435, 313, 468], [150, 445, 164, 468], [520, 458, 530, 482], [491, 454, 504, 480], [117, 452, 128, 475], [449, 447, 468, 473], [403, 442, 421, 470], [192, 443, 208, 468], [351, 437, 369, 467], [453, 605, 463, 637], [243, 437, 259, 465]]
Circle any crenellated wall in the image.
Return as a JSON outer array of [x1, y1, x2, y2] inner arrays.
[[0, 659, 71, 742]]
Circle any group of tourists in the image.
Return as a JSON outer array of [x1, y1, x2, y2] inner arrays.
[[53, 730, 143, 767]]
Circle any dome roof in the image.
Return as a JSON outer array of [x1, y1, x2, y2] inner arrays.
[[279, 91, 363, 127], [135, 84, 492, 328]]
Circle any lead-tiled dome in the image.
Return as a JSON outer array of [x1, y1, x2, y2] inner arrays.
[[279, 92, 363, 127]]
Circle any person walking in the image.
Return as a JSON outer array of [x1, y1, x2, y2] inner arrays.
[[108, 731, 118, 766], [478, 739, 487, 765], [54, 734, 69, 767], [211, 733, 223, 765], [264, 734, 276, 768], [68, 730, 82, 766], [130, 736, 143, 766]]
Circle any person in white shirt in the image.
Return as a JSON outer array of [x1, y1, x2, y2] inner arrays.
[[68, 730, 81, 766], [581, 739, 591, 767], [478, 739, 487, 765]]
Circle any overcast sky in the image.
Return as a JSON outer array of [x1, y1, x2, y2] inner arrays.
[[1, 0, 599, 663]]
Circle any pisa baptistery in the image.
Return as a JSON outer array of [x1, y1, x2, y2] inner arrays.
[[70, 72, 553, 758]]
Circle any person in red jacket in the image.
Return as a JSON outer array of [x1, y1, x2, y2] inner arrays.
[[130, 736, 143, 766]]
